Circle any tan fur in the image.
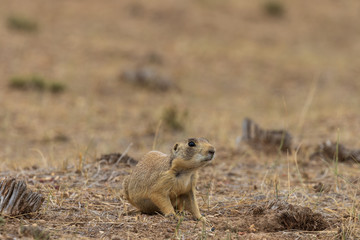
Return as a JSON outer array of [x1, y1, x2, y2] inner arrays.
[[123, 138, 215, 221]]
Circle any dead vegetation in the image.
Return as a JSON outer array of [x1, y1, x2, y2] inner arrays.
[[214, 200, 328, 233]]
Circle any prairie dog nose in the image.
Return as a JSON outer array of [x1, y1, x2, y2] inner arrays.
[[208, 148, 215, 157]]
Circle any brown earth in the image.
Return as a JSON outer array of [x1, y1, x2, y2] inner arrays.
[[0, 0, 359, 239]]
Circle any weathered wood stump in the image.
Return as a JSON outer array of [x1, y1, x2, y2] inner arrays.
[[311, 140, 360, 163], [240, 118, 292, 153], [0, 178, 44, 216]]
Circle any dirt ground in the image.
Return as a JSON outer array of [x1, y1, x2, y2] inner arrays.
[[0, 0, 360, 239]]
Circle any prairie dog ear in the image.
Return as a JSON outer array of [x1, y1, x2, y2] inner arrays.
[[173, 143, 179, 153]]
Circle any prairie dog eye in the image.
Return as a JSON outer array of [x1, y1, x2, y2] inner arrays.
[[188, 141, 196, 147]]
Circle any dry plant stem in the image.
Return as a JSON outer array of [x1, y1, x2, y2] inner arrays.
[[260, 170, 269, 193], [287, 151, 291, 199], [77, 152, 83, 173], [30, 149, 48, 169], [297, 75, 319, 135], [116, 143, 133, 165], [293, 143, 305, 187], [334, 129, 340, 192], [152, 119, 162, 150], [274, 174, 279, 199]]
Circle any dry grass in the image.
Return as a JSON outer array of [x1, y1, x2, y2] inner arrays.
[[0, 0, 360, 239]]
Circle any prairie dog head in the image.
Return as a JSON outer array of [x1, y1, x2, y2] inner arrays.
[[171, 138, 215, 169]]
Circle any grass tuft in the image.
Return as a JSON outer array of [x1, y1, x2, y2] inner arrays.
[[175, 216, 184, 239], [8, 76, 66, 94], [7, 16, 38, 32], [337, 218, 360, 240], [30, 76, 46, 91], [9, 77, 28, 90], [49, 82, 66, 94], [263, 1, 285, 18], [162, 105, 188, 131]]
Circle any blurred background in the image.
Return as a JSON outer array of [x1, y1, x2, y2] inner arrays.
[[1, 0, 360, 169]]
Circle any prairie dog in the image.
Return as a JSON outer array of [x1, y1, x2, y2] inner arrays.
[[123, 138, 215, 220]]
